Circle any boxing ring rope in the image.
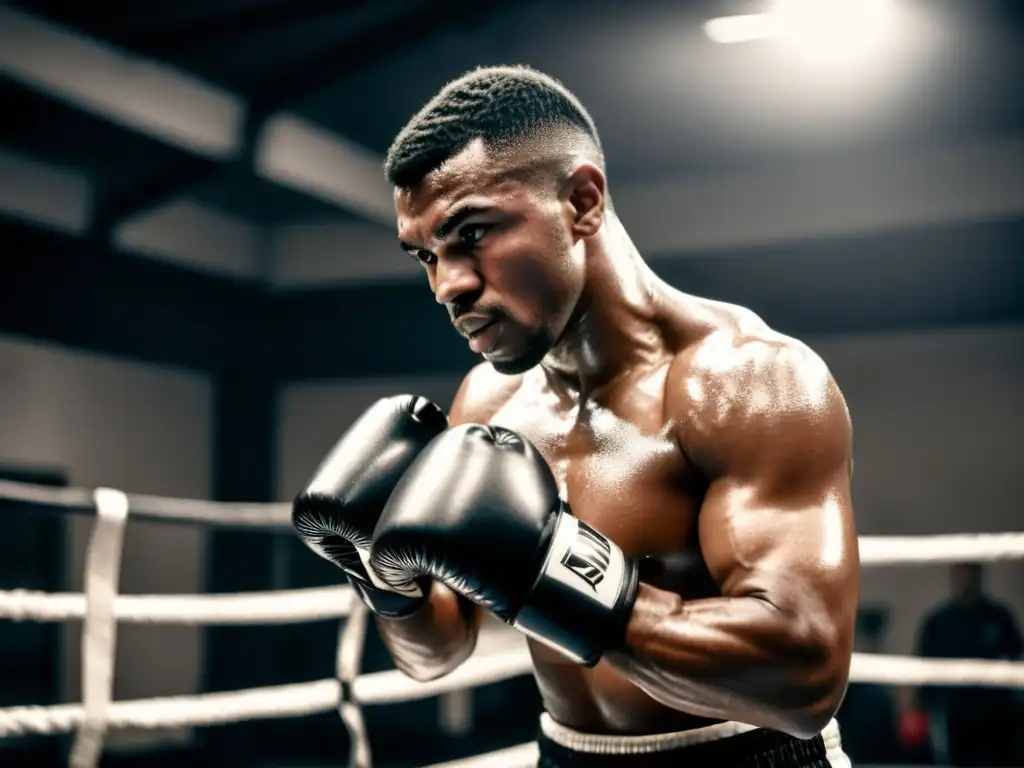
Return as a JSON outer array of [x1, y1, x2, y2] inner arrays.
[[0, 479, 1022, 768]]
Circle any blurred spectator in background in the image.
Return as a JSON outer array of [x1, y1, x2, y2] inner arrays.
[[916, 563, 1022, 766], [836, 608, 902, 764]]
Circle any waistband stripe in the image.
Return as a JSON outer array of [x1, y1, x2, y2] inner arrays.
[[539, 714, 841, 757]]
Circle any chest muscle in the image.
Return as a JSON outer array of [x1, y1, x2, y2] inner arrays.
[[487, 382, 702, 564]]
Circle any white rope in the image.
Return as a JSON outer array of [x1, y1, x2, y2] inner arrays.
[[858, 532, 1024, 565], [2, 475, 1023, 766], [337, 600, 372, 768], [0, 585, 354, 624], [1, 646, 1018, 741], [0, 679, 341, 738], [851, 652, 1024, 686], [425, 742, 540, 768], [0, 479, 290, 529], [2, 532, 1021, 629], [70, 488, 129, 768], [1, 478, 1021, 565]]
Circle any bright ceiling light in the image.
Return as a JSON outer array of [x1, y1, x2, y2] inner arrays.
[[705, 0, 895, 59], [704, 13, 776, 45], [774, 0, 895, 65]]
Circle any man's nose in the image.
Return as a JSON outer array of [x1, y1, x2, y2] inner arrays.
[[433, 256, 482, 306]]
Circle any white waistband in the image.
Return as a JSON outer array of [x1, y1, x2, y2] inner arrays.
[[539, 713, 842, 756]]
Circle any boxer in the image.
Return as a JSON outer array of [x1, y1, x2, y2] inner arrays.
[[294, 65, 858, 767]]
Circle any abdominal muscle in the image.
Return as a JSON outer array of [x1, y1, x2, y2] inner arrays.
[[528, 641, 723, 735]]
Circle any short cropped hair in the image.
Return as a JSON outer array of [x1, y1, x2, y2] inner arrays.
[[384, 65, 604, 190]]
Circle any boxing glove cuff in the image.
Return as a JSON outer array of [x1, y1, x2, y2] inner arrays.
[[513, 510, 638, 668]]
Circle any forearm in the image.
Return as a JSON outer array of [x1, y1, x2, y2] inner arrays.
[[376, 582, 481, 682], [606, 584, 846, 738]]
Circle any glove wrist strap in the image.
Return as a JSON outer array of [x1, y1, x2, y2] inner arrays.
[[513, 511, 638, 667]]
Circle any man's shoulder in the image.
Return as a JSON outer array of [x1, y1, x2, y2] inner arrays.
[[449, 362, 525, 426], [661, 312, 849, 475], [665, 320, 837, 426], [660, 294, 814, 382], [981, 597, 1020, 623]]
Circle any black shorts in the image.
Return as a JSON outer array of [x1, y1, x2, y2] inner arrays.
[[536, 715, 849, 768]]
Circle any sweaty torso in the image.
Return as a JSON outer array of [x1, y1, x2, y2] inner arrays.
[[465, 295, 751, 734]]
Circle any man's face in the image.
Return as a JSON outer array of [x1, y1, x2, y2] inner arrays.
[[951, 563, 982, 602], [395, 140, 586, 375]]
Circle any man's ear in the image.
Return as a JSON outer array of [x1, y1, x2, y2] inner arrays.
[[566, 162, 607, 238]]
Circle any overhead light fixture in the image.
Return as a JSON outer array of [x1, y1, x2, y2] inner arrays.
[[705, 0, 893, 49], [704, 13, 777, 45]]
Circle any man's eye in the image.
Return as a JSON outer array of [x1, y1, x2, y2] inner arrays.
[[414, 250, 436, 266], [459, 225, 490, 248]]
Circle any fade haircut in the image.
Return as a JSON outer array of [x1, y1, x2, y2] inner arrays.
[[384, 65, 606, 193]]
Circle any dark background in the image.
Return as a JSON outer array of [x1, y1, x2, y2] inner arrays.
[[1, 0, 1022, 766]]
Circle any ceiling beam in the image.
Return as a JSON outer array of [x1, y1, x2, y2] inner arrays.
[[0, 7, 242, 159], [102, 0, 505, 234], [0, 149, 264, 281], [0, 2, 504, 242], [0, 6, 392, 228]]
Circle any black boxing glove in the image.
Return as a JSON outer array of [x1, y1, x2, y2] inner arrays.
[[370, 424, 638, 667], [292, 395, 447, 617]]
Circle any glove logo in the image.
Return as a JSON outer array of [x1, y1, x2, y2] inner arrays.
[[560, 520, 611, 590]]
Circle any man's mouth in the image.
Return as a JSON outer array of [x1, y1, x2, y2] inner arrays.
[[454, 314, 496, 339], [466, 319, 503, 354]]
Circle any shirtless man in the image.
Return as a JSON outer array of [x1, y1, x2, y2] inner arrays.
[[293, 65, 859, 767]]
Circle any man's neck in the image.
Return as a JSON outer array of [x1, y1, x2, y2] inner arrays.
[[954, 592, 983, 608], [541, 219, 665, 396]]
